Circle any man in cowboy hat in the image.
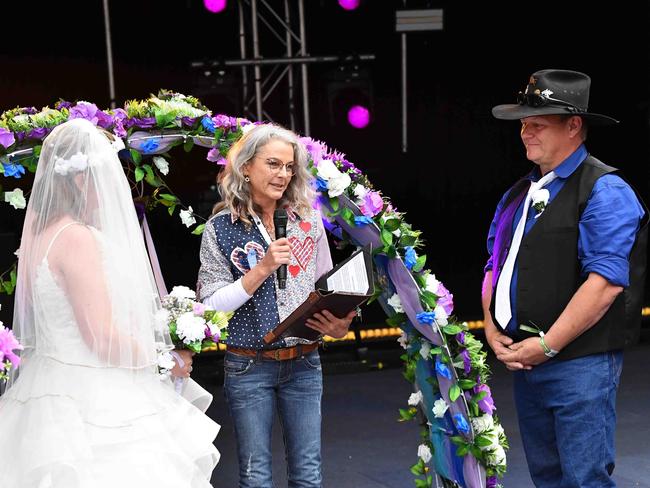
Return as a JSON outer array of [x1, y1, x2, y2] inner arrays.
[[481, 69, 647, 487]]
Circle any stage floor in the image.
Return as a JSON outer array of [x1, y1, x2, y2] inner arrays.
[[204, 338, 650, 487]]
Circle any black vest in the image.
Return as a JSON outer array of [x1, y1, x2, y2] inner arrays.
[[491, 156, 648, 360]]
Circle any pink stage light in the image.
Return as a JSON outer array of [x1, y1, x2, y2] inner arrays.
[[204, 0, 227, 13], [338, 0, 360, 11], [347, 105, 370, 129]]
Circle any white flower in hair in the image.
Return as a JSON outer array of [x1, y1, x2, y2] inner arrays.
[[54, 152, 89, 176]]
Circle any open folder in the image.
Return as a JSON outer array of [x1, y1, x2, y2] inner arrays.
[[263, 245, 375, 344]]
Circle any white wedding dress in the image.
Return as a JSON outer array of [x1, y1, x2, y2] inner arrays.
[[0, 246, 220, 487]]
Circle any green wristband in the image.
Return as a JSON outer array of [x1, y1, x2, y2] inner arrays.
[[539, 335, 558, 358]]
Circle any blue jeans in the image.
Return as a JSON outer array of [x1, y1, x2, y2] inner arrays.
[[224, 350, 323, 488], [514, 351, 623, 488]]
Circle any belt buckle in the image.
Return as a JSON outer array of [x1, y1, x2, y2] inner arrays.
[[274, 349, 281, 360]]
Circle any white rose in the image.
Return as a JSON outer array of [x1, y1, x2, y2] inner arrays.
[[425, 273, 441, 295], [397, 331, 409, 349], [494, 423, 505, 438], [180, 206, 196, 227], [175, 312, 207, 344], [387, 293, 404, 313], [153, 156, 169, 175], [408, 391, 423, 407], [417, 444, 432, 463], [432, 398, 449, 418], [471, 414, 495, 435], [327, 173, 351, 197], [419, 340, 431, 359], [353, 184, 369, 200], [169, 286, 196, 299], [316, 159, 341, 180], [4, 188, 26, 210], [434, 304, 448, 326]]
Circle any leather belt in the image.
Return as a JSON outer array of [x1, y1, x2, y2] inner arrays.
[[227, 343, 318, 361]]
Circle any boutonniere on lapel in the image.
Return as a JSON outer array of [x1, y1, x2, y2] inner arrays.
[[531, 188, 550, 218]]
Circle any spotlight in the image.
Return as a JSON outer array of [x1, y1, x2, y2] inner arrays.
[[204, 0, 227, 14], [347, 105, 370, 129], [338, 0, 360, 10]]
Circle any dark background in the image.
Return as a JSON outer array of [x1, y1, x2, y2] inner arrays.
[[1, 1, 648, 326]]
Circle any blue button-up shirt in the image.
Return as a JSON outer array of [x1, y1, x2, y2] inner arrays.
[[486, 144, 645, 333]]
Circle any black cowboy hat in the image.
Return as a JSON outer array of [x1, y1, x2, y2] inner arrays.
[[492, 69, 618, 125]]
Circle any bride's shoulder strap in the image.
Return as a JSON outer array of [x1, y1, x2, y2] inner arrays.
[[44, 221, 85, 259]]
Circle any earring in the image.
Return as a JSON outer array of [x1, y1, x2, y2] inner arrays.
[[244, 176, 250, 182]]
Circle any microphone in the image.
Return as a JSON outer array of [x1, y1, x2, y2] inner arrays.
[[273, 208, 289, 289]]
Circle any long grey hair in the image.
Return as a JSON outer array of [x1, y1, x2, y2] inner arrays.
[[213, 123, 315, 227]]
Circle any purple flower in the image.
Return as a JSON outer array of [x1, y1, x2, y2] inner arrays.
[[55, 100, 73, 110], [300, 137, 327, 166], [26, 127, 49, 140], [360, 191, 383, 217], [140, 138, 160, 154], [212, 114, 231, 128], [181, 116, 198, 127], [486, 476, 498, 488], [435, 357, 452, 380], [69, 101, 99, 125], [112, 108, 127, 122], [456, 331, 466, 344], [354, 215, 374, 226], [193, 302, 206, 316], [207, 147, 221, 162], [201, 116, 216, 133], [125, 117, 156, 129], [404, 246, 418, 270], [22, 107, 37, 115], [0, 326, 23, 367], [206, 325, 221, 342], [15, 131, 25, 143], [0, 127, 15, 148], [416, 311, 436, 325], [2, 162, 25, 179], [460, 349, 471, 374], [95, 110, 114, 129], [436, 283, 454, 315], [113, 120, 127, 138], [474, 383, 495, 415], [453, 413, 470, 434]]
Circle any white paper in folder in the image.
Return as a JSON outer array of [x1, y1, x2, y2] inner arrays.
[[326, 251, 369, 294]]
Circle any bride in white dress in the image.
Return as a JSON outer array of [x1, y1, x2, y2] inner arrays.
[[0, 118, 220, 487]]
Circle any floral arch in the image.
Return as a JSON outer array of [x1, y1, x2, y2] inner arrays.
[[0, 91, 507, 488]]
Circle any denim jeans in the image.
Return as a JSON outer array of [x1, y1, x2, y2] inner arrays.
[[224, 350, 323, 488], [513, 350, 623, 488]]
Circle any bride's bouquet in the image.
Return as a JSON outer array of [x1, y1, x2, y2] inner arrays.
[[156, 286, 232, 381], [0, 319, 23, 382]]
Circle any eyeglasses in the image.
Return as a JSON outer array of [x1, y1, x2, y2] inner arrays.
[[517, 91, 584, 113], [261, 157, 296, 176]]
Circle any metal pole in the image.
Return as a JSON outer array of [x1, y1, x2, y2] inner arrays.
[[284, 0, 296, 131], [401, 32, 408, 153], [238, 0, 250, 116], [297, 0, 310, 135], [251, 0, 263, 121], [102, 0, 116, 109]]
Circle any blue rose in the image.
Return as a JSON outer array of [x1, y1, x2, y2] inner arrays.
[[404, 246, 417, 270], [314, 176, 329, 193], [435, 357, 452, 380], [201, 116, 216, 133], [416, 311, 436, 325], [354, 216, 374, 226], [453, 413, 470, 434], [141, 138, 160, 154], [2, 162, 26, 179]]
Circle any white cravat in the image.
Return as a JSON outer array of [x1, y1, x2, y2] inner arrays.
[[494, 171, 558, 329]]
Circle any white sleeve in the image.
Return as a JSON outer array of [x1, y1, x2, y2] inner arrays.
[[203, 277, 252, 312]]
